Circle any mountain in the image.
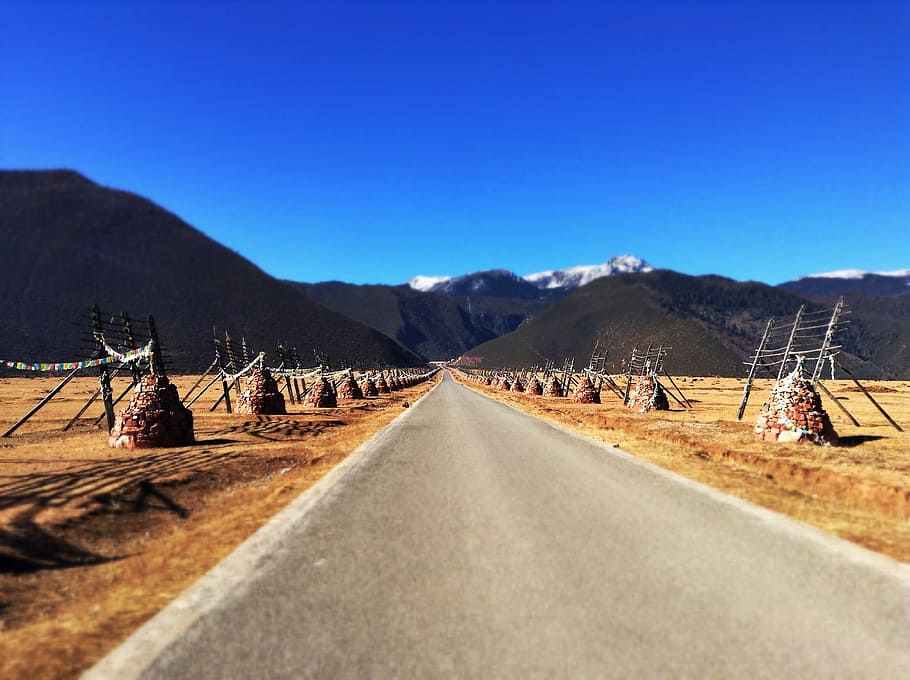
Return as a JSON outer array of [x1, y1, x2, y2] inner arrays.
[[303, 256, 651, 362], [297, 281, 548, 361], [779, 270, 910, 297], [460, 270, 905, 379], [407, 269, 552, 300], [406, 255, 652, 294], [523, 255, 653, 290], [0, 170, 422, 371]]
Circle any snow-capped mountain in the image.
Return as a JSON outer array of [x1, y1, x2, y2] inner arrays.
[[780, 268, 910, 297], [407, 275, 453, 292], [800, 268, 910, 280], [406, 255, 652, 294], [410, 270, 544, 299], [523, 255, 653, 290]]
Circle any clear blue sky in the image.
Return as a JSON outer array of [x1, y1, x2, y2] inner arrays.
[[2, 0, 907, 285]]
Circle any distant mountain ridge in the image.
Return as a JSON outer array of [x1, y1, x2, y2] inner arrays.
[[462, 270, 909, 379], [801, 268, 910, 280], [523, 254, 654, 290], [780, 271, 910, 297], [406, 255, 653, 294]]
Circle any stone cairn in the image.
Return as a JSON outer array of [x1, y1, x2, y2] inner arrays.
[[304, 377, 337, 408], [526, 376, 543, 395], [627, 374, 669, 412], [543, 376, 564, 398], [236, 368, 287, 415], [754, 361, 839, 445], [389, 375, 402, 391], [376, 374, 391, 394], [109, 373, 195, 448], [338, 374, 364, 400], [573, 376, 600, 404], [511, 377, 525, 393], [496, 376, 512, 391], [361, 376, 379, 397]]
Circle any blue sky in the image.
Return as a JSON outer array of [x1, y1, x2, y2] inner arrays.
[[2, 0, 907, 285]]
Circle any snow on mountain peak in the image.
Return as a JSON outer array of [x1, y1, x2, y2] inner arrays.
[[407, 275, 452, 292], [407, 255, 652, 293], [800, 268, 910, 280], [523, 255, 653, 290]]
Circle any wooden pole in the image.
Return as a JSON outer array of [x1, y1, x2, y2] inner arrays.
[[834, 357, 902, 432], [655, 376, 686, 409], [122, 312, 143, 385], [661, 369, 691, 409], [185, 372, 222, 408], [777, 305, 804, 380], [181, 360, 217, 403], [737, 318, 774, 420], [292, 346, 304, 401], [3, 366, 83, 437], [92, 305, 116, 432], [815, 380, 860, 427], [147, 315, 166, 376], [214, 333, 232, 413], [811, 297, 844, 384], [224, 332, 241, 395], [622, 348, 637, 405]]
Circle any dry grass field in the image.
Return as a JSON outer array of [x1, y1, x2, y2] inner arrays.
[[0, 372, 439, 680], [454, 371, 910, 564]]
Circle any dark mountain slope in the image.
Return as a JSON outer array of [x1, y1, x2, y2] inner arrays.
[[464, 270, 899, 378], [780, 274, 910, 297], [0, 170, 421, 370], [792, 292, 910, 381], [297, 281, 546, 361]]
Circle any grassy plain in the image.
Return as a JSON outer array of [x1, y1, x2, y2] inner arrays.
[[0, 373, 438, 679]]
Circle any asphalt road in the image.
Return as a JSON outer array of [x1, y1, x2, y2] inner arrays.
[[92, 371, 909, 678]]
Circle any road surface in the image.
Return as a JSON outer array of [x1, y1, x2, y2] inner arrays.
[[90, 371, 909, 678]]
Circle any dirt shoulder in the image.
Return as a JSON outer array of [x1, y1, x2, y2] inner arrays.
[[452, 371, 910, 563], [0, 373, 439, 680]]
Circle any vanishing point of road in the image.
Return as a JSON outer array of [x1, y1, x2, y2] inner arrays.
[[89, 371, 909, 679]]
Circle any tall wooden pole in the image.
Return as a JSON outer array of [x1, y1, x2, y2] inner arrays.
[[93, 305, 116, 431], [777, 305, 805, 380], [737, 318, 774, 420]]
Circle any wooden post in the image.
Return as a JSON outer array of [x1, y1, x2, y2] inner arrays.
[[811, 297, 844, 384], [214, 333, 232, 413], [241, 337, 251, 366], [661, 369, 691, 409], [147, 315, 166, 377], [122, 312, 143, 385], [292, 346, 304, 401], [224, 332, 242, 395], [185, 371, 223, 408], [737, 318, 774, 420], [181, 359, 217, 403], [3, 365, 84, 437], [622, 348, 637, 405], [815, 379, 860, 427], [655, 376, 686, 408], [777, 305, 804, 380], [277, 344, 296, 404], [834, 357, 903, 432], [92, 305, 116, 432]]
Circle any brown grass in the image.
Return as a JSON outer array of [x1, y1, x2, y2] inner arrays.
[[0, 373, 439, 679], [453, 372, 910, 562]]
